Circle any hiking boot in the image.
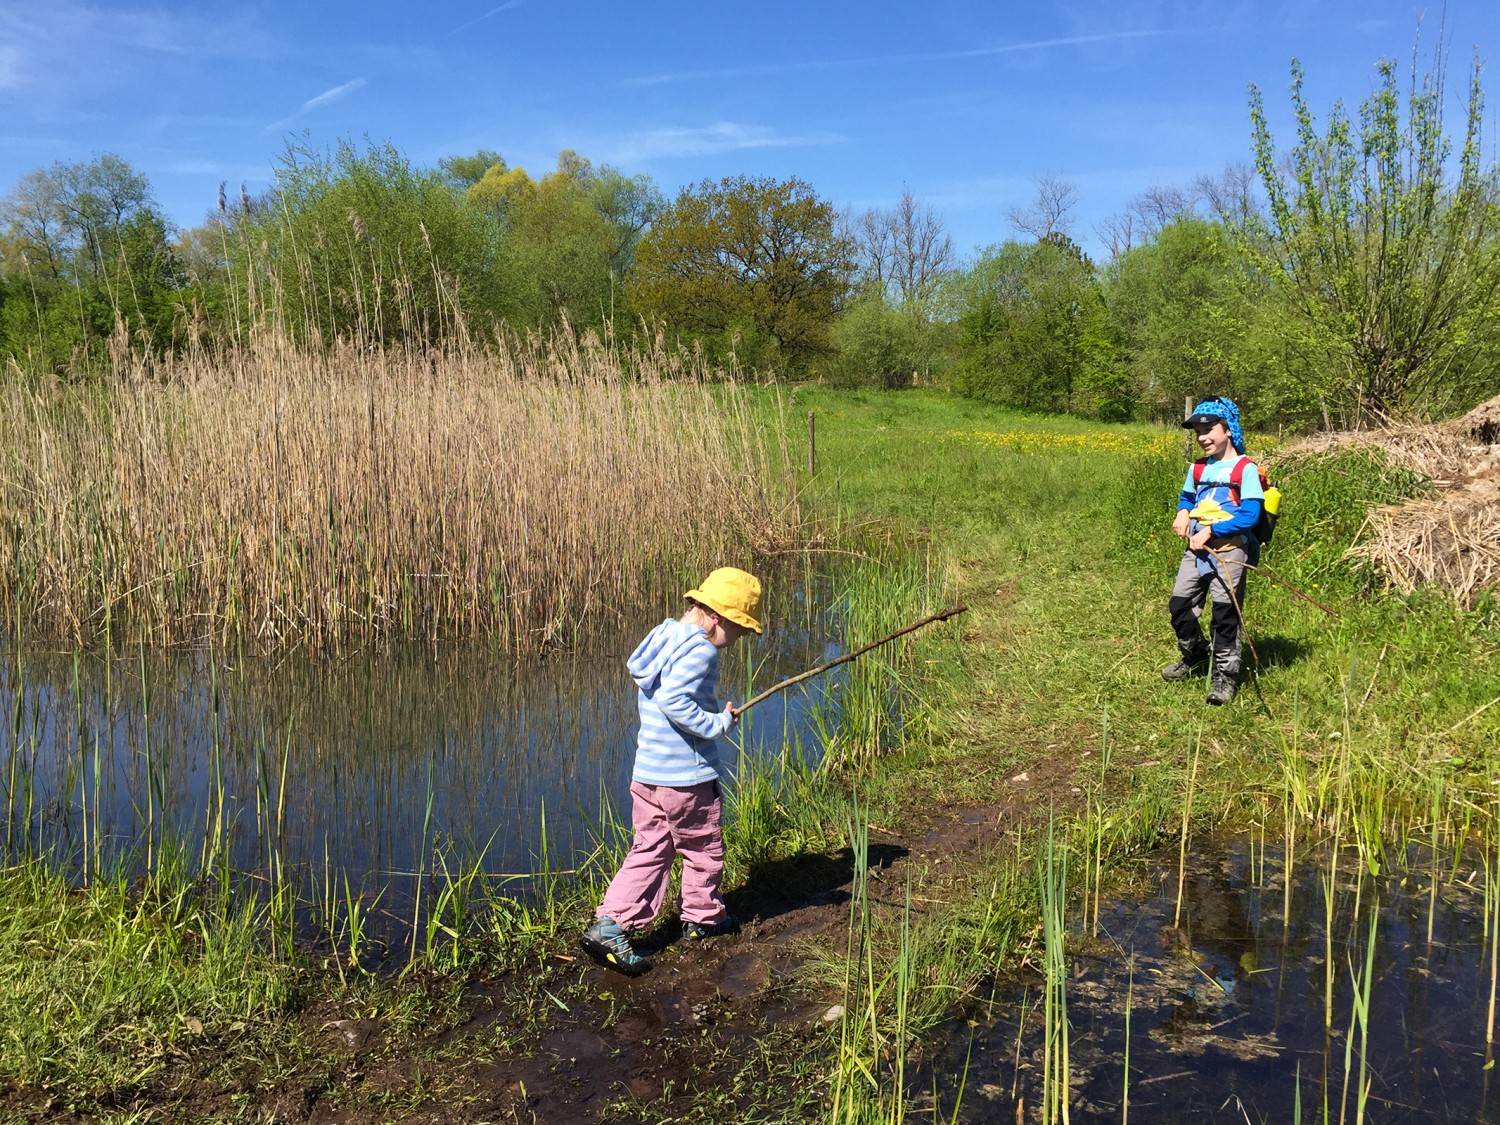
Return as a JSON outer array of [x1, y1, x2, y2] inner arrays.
[[1206, 673, 1238, 706], [682, 913, 739, 942], [1161, 657, 1208, 682], [581, 915, 651, 975]]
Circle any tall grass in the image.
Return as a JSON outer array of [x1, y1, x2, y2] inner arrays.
[[0, 330, 803, 653]]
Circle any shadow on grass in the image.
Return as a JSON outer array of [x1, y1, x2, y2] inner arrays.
[[1247, 633, 1309, 671], [730, 843, 908, 924]]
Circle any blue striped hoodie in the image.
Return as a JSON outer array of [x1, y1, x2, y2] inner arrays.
[[626, 618, 733, 786]]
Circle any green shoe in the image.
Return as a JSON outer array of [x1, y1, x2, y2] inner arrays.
[[581, 915, 651, 975]]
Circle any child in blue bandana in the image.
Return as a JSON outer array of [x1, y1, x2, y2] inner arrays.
[[1163, 397, 1264, 705]]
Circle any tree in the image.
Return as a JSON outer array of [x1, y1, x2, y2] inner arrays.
[[439, 150, 507, 191], [229, 139, 506, 346], [838, 190, 958, 386], [1104, 217, 1299, 421], [1008, 175, 1078, 242], [854, 189, 955, 305], [1248, 52, 1500, 417], [955, 234, 1127, 418], [0, 154, 181, 368], [628, 175, 855, 372]]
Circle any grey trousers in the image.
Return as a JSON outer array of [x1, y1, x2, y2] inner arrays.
[[1168, 544, 1248, 674]]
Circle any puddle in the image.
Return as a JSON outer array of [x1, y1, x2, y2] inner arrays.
[[926, 837, 1500, 1123], [0, 574, 874, 951]]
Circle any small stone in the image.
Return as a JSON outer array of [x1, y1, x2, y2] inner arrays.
[[1010, 772, 1030, 783], [822, 1005, 845, 1023]]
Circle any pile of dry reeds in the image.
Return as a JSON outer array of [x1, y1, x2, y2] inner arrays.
[[1461, 393, 1500, 445], [1282, 424, 1474, 483], [1328, 397, 1500, 604], [0, 329, 803, 652], [1347, 479, 1500, 604]]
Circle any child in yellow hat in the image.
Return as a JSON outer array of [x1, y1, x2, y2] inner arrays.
[[581, 567, 762, 975]]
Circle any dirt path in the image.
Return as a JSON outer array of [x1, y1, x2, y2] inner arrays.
[[277, 782, 1068, 1124]]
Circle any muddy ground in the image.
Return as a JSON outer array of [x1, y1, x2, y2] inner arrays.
[[29, 757, 1078, 1125], [329, 794, 1045, 1124]]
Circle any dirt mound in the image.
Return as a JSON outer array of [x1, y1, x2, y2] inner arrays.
[[1461, 394, 1500, 445]]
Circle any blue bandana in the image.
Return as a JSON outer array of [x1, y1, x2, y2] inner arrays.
[[1188, 398, 1245, 454]]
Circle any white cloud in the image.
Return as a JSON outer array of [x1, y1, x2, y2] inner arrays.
[[622, 28, 1179, 89], [300, 78, 366, 114], [607, 122, 842, 163], [0, 43, 20, 89]]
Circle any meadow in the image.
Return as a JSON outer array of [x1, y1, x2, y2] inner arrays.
[[1, 367, 1498, 1122]]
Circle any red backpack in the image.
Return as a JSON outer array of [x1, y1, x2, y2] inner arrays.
[[1192, 456, 1280, 545]]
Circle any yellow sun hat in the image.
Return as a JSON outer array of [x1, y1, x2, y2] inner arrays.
[[685, 567, 763, 634]]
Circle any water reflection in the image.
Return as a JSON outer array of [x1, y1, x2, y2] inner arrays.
[[929, 838, 1500, 1123], [0, 582, 844, 935]]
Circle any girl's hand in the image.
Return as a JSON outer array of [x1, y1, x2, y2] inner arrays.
[[726, 704, 740, 725]]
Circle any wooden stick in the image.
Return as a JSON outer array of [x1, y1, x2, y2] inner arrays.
[[1203, 546, 1339, 619], [730, 604, 968, 717]]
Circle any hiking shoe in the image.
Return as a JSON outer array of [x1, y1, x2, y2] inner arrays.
[[1206, 674, 1238, 706], [682, 914, 739, 942], [581, 915, 651, 975], [1161, 657, 1208, 682]]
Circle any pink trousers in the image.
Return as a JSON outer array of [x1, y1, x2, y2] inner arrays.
[[598, 779, 727, 930]]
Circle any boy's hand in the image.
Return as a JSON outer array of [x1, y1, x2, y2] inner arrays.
[[1172, 509, 1191, 538], [726, 704, 740, 725], [1189, 526, 1213, 551]]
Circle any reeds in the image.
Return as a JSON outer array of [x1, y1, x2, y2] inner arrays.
[[0, 329, 803, 653]]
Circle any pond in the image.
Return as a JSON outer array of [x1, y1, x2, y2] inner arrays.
[[925, 836, 1500, 1124], [0, 575, 851, 953]]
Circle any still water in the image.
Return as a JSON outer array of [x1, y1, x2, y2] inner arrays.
[[927, 838, 1500, 1123], [0, 589, 842, 940]]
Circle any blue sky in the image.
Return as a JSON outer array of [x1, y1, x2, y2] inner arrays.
[[3, 0, 1499, 262]]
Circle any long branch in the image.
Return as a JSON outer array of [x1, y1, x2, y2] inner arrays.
[[730, 604, 968, 717]]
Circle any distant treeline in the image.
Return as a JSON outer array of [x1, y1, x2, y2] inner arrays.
[[3, 52, 1500, 427]]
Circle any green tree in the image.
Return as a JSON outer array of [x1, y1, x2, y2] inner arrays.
[[439, 149, 507, 191], [496, 158, 615, 330], [228, 138, 505, 346], [955, 235, 1126, 418], [628, 175, 855, 373], [1248, 53, 1500, 418], [0, 154, 182, 370], [1105, 217, 1302, 421]]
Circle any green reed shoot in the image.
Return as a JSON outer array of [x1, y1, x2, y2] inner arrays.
[[1489, 820, 1500, 1049], [1038, 816, 1071, 1125], [1173, 728, 1201, 930], [830, 799, 920, 1124], [1122, 957, 1134, 1125], [1339, 889, 1378, 1125]]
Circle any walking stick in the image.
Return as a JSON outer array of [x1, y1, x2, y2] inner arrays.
[[729, 604, 968, 718], [1204, 546, 1338, 619]]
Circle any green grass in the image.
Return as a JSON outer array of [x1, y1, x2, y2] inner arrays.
[[746, 386, 1500, 1120]]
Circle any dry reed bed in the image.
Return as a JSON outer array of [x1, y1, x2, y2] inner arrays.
[[1347, 476, 1500, 603], [0, 332, 802, 652], [1287, 401, 1500, 604]]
